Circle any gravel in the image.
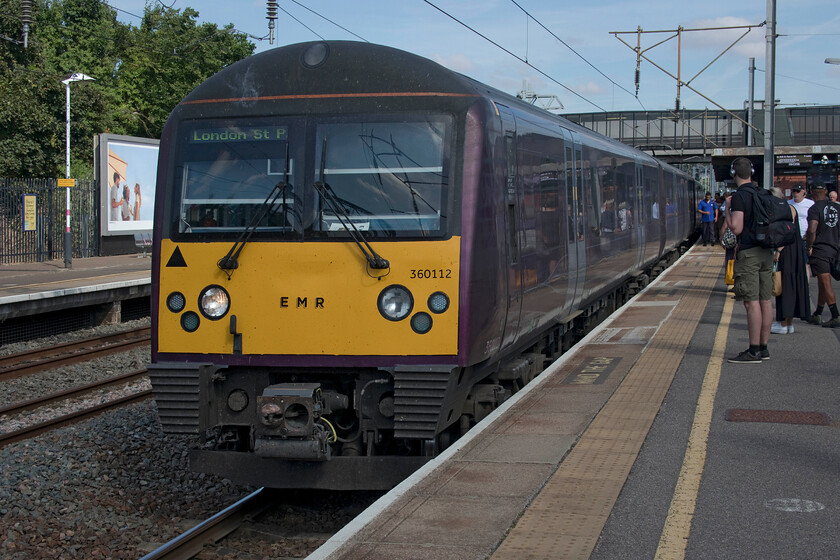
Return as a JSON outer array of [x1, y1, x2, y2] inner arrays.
[[0, 319, 254, 559]]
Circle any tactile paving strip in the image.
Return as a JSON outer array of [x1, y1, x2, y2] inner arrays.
[[491, 252, 724, 560]]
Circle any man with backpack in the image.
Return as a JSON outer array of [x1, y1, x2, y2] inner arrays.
[[725, 158, 774, 363], [805, 184, 840, 328]]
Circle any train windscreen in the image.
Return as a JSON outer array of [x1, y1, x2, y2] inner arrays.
[[312, 117, 451, 238], [171, 115, 451, 239]]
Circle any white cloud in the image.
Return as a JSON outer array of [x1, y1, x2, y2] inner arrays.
[[431, 53, 476, 74]]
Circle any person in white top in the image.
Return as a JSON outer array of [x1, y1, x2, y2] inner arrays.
[[788, 185, 814, 240]]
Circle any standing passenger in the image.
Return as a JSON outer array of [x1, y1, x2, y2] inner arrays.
[[770, 187, 809, 334], [805, 184, 840, 327], [697, 191, 718, 246], [725, 158, 773, 363]]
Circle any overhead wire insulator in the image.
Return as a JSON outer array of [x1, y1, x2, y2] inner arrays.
[[21, 0, 32, 48], [266, 1, 279, 45], [20, 0, 32, 24], [634, 66, 640, 97]]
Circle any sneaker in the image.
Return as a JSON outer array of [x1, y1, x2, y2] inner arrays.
[[727, 349, 762, 364], [770, 321, 787, 334], [758, 348, 770, 360], [787, 324, 795, 334], [822, 317, 840, 328], [807, 314, 822, 326]]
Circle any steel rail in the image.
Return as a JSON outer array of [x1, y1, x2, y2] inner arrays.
[[0, 389, 152, 448], [0, 368, 148, 417], [0, 327, 150, 381], [139, 488, 272, 560]]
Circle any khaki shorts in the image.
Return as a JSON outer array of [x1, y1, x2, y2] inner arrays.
[[734, 246, 774, 301]]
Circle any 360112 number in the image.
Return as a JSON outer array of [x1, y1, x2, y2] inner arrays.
[[409, 269, 452, 279]]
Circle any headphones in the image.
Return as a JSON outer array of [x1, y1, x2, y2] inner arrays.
[[730, 158, 755, 179]]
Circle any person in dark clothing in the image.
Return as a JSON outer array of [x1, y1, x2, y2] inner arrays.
[[771, 195, 810, 334], [805, 184, 840, 327], [725, 157, 773, 363]]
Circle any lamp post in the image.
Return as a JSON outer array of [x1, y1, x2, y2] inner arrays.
[[61, 72, 95, 268]]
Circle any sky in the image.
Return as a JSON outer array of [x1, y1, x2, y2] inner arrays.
[[105, 0, 840, 115]]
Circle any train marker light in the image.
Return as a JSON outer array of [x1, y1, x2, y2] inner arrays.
[[181, 311, 200, 332], [428, 291, 450, 313], [378, 285, 413, 321], [411, 312, 433, 334], [166, 291, 186, 313], [199, 285, 230, 320]]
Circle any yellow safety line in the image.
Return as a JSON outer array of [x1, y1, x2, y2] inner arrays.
[[654, 291, 734, 559]]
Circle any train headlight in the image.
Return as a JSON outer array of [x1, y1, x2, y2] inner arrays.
[[166, 292, 186, 313], [227, 389, 249, 412], [428, 291, 450, 314], [411, 312, 433, 334], [199, 285, 230, 320], [377, 285, 413, 321]]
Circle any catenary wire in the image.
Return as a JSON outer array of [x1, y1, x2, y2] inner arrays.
[[288, 0, 369, 42], [422, 0, 607, 112], [508, 0, 644, 109]]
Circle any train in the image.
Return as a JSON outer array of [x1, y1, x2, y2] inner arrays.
[[148, 41, 699, 490]]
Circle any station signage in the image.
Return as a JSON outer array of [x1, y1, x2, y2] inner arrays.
[[22, 194, 36, 231]]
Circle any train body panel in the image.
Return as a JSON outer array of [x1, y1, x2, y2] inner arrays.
[[157, 238, 460, 357], [149, 40, 697, 489]]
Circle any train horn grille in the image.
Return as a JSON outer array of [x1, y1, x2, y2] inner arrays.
[[393, 366, 457, 440]]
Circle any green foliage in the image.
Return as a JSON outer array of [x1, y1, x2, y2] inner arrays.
[[0, 0, 255, 178]]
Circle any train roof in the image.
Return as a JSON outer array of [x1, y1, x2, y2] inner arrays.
[[177, 40, 689, 180], [181, 40, 479, 104]]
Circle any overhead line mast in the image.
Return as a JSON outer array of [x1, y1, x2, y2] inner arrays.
[[611, 22, 764, 132]]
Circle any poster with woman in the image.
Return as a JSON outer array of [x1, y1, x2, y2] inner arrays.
[[97, 134, 159, 235]]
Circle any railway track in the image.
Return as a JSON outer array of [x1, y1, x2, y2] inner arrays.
[[139, 488, 273, 560], [139, 487, 354, 560], [0, 368, 153, 448], [0, 326, 151, 381]]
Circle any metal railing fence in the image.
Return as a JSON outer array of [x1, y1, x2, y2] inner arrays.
[[0, 178, 99, 264]]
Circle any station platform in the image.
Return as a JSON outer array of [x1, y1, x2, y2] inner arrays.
[[309, 245, 840, 560], [0, 254, 151, 321]]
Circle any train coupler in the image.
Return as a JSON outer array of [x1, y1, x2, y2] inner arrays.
[[253, 383, 332, 461]]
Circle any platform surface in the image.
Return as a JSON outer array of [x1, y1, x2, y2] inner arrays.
[[0, 255, 151, 319], [309, 245, 840, 560]]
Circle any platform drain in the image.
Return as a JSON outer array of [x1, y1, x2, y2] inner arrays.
[[724, 409, 829, 426]]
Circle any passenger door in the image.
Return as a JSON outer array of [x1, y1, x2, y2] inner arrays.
[[562, 128, 586, 307], [498, 105, 522, 350]]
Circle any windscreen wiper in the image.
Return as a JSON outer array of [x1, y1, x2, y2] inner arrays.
[[313, 137, 389, 270], [217, 145, 291, 277]]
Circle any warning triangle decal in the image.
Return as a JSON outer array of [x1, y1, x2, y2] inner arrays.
[[166, 246, 188, 267]]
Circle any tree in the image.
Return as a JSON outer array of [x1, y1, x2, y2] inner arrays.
[[114, 6, 254, 138], [0, 0, 254, 178]]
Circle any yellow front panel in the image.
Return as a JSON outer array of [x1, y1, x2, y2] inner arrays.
[[157, 237, 460, 356]]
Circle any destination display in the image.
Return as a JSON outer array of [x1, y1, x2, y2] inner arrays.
[[775, 154, 811, 167], [190, 126, 288, 143]]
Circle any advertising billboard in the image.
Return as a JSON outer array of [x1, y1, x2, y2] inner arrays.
[[96, 134, 159, 236]]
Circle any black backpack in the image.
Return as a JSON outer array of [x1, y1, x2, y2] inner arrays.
[[741, 185, 797, 248]]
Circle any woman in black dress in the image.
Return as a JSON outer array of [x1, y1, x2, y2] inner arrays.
[[772, 200, 810, 334]]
